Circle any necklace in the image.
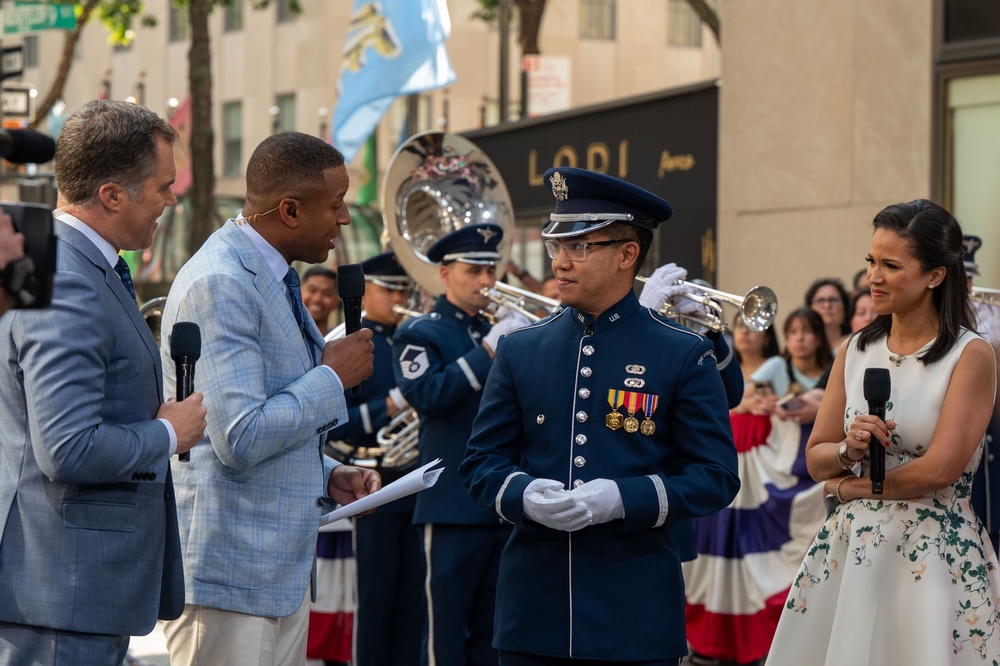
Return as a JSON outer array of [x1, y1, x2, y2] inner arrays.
[[889, 353, 907, 367]]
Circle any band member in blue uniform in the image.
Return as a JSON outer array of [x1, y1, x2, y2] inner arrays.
[[966, 235, 1000, 553], [391, 224, 516, 666], [327, 251, 424, 666], [460, 167, 740, 666]]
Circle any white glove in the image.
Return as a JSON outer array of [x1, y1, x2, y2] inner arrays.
[[483, 311, 532, 352], [567, 478, 624, 525], [522, 478, 593, 532], [637, 263, 700, 315]]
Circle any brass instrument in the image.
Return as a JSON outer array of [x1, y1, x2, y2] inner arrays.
[[326, 406, 419, 469], [374, 131, 517, 464], [392, 303, 426, 320], [635, 277, 778, 333], [480, 282, 560, 322], [972, 286, 1000, 308], [383, 130, 514, 297], [140, 296, 167, 345]]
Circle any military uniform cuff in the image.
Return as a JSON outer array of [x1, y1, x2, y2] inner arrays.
[[617, 474, 669, 532]]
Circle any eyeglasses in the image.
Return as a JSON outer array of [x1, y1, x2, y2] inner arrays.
[[811, 297, 842, 307], [544, 239, 624, 261]]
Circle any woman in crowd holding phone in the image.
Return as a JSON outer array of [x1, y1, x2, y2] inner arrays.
[[684, 308, 831, 666]]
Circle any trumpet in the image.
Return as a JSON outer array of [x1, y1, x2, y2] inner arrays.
[[480, 282, 561, 322], [635, 277, 778, 333], [972, 286, 1000, 309]]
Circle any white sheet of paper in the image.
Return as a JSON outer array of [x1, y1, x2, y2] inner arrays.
[[318, 458, 444, 531]]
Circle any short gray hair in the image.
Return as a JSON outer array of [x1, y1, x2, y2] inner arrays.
[[54, 100, 177, 205]]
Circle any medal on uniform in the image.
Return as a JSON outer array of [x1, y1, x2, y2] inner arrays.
[[606, 390, 624, 430], [623, 391, 641, 433], [640, 393, 659, 436]]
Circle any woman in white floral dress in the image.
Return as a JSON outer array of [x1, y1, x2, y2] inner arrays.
[[768, 200, 1000, 665]]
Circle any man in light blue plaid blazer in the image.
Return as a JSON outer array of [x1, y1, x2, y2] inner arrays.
[[160, 132, 378, 666]]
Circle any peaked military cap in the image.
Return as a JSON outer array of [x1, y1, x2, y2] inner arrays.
[[426, 224, 504, 265], [963, 234, 982, 277], [360, 251, 411, 291], [540, 167, 673, 238]]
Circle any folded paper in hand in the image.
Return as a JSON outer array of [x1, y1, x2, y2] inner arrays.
[[318, 458, 444, 531]]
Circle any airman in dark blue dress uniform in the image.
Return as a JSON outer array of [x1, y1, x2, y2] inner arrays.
[[391, 224, 513, 666], [966, 235, 1000, 553], [459, 168, 740, 666], [326, 251, 424, 666]]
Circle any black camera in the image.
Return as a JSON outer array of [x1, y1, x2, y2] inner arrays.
[[1, 203, 56, 309]]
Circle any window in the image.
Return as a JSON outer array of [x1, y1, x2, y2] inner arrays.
[[23, 36, 38, 67], [169, 4, 190, 42], [580, 0, 615, 40], [668, 0, 702, 47], [224, 0, 244, 32], [223, 101, 243, 177], [276, 0, 296, 24], [944, 0, 1000, 44], [274, 93, 296, 133]]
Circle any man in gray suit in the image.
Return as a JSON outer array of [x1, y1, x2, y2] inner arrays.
[[160, 132, 378, 666], [0, 100, 208, 665]]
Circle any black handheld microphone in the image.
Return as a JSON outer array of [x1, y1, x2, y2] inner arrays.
[[337, 263, 366, 396], [864, 367, 890, 494], [0, 129, 56, 164], [171, 322, 201, 462]]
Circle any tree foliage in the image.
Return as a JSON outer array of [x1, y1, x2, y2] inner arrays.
[[30, 0, 299, 257], [470, 0, 719, 59]]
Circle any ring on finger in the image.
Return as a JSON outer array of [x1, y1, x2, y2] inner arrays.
[[855, 431, 865, 441]]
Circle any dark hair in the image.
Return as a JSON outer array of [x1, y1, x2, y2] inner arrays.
[[782, 306, 832, 370], [804, 278, 851, 335], [731, 316, 780, 363], [604, 221, 653, 276], [246, 132, 345, 207], [849, 289, 872, 321], [303, 266, 338, 283], [852, 267, 868, 292], [55, 100, 177, 205], [856, 200, 973, 365]]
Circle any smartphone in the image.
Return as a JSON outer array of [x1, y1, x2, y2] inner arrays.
[[754, 381, 774, 397], [777, 394, 806, 411]]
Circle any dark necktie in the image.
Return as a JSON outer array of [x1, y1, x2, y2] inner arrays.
[[114, 256, 136, 300], [283, 267, 306, 335]]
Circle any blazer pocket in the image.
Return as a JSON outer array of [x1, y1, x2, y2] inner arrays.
[[63, 501, 137, 532], [187, 478, 279, 590]]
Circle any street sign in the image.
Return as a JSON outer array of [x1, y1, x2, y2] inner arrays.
[[3, 3, 77, 36], [1, 87, 30, 117], [1, 46, 24, 81]]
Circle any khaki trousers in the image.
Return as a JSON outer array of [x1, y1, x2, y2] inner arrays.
[[163, 588, 311, 666]]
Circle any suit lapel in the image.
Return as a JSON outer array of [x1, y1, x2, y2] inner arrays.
[[55, 221, 163, 396], [219, 223, 316, 373]]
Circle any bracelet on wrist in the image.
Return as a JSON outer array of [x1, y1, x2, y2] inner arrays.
[[834, 475, 850, 503]]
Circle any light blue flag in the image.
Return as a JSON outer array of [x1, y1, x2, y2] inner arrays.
[[333, 0, 456, 163]]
